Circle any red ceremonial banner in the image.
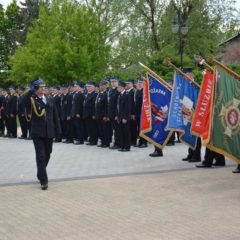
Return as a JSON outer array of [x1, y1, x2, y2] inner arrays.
[[191, 70, 215, 144], [140, 78, 151, 133]]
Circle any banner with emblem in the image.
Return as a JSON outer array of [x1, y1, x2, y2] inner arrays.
[[167, 72, 199, 149], [140, 74, 173, 149], [207, 67, 240, 164], [191, 70, 215, 144]]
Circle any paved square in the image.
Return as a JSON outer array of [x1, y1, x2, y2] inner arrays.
[[0, 137, 235, 185], [0, 137, 238, 240]]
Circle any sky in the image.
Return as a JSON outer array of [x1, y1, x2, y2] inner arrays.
[[1, 0, 240, 12]]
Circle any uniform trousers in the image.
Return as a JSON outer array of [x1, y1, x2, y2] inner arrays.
[[202, 148, 225, 166], [85, 117, 98, 144], [8, 116, 17, 137], [187, 137, 202, 160], [33, 138, 53, 185], [19, 116, 28, 138], [73, 117, 84, 142], [119, 121, 130, 150], [136, 117, 147, 145], [0, 117, 4, 134], [66, 118, 74, 141], [130, 119, 138, 145], [111, 118, 120, 147], [97, 119, 112, 146]]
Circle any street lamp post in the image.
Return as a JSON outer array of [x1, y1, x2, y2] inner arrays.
[[172, 16, 188, 68]]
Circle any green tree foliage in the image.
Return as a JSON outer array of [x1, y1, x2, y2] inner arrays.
[[0, 1, 21, 72], [8, 0, 110, 85], [1, 0, 239, 86]]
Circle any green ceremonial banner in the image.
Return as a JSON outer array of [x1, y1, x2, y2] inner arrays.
[[208, 67, 240, 164]]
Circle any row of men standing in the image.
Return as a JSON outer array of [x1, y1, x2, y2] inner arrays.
[[0, 77, 148, 152], [0, 86, 31, 139], [57, 77, 147, 152]]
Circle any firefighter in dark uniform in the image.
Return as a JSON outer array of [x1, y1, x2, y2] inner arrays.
[[196, 147, 225, 168], [71, 82, 85, 145], [135, 78, 148, 148], [83, 81, 98, 145], [117, 81, 131, 152], [60, 85, 69, 141], [6, 85, 18, 138], [95, 80, 111, 148], [20, 79, 61, 190], [0, 88, 5, 136], [126, 79, 138, 146], [18, 86, 28, 139], [63, 84, 74, 143], [52, 86, 62, 142], [108, 77, 120, 149], [3, 89, 9, 137]]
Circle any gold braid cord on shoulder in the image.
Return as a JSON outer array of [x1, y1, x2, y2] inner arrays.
[[30, 97, 46, 117], [25, 107, 32, 122]]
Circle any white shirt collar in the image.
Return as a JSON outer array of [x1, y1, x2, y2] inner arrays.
[[126, 87, 133, 92], [121, 90, 125, 95]]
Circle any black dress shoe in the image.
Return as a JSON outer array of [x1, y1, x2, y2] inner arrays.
[[109, 145, 119, 150], [213, 162, 225, 167], [25, 137, 32, 140], [149, 151, 163, 157], [86, 142, 97, 146], [188, 158, 201, 163], [196, 164, 212, 168], [232, 168, 240, 174], [167, 142, 175, 146], [182, 157, 191, 161], [98, 144, 104, 147], [41, 184, 48, 190], [139, 144, 148, 148], [18, 136, 25, 139], [101, 144, 110, 148], [118, 148, 124, 152]]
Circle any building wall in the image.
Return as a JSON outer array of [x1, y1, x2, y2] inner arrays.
[[220, 38, 240, 65]]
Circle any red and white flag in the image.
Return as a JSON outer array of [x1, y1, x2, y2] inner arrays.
[[191, 70, 215, 143]]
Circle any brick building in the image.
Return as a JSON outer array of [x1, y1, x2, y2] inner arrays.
[[219, 32, 240, 64]]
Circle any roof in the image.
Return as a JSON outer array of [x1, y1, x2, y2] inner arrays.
[[219, 32, 240, 46]]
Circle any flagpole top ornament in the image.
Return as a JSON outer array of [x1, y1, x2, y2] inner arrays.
[[163, 58, 172, 67], [207, 55, 215, 63], [194, 55, 205, 65]]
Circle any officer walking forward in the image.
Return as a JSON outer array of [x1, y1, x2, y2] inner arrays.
[[20, 79, 61, 190]]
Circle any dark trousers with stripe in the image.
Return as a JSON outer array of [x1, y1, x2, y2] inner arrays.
[[33, 138, 53, 185]]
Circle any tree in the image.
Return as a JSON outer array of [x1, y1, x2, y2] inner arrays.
[[8, 0, 110, 85], [18, 0, 40, 44]]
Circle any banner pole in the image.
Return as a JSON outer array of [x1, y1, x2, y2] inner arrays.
[[194, 55, 214, 73], [208, 55, 240, 81], [138, 62, 173, 90], [163, 58, 200, 88]]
